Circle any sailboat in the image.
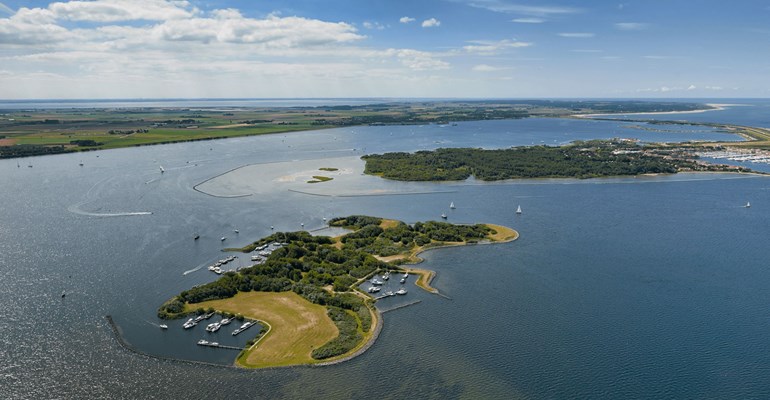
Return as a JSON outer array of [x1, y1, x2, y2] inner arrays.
[[449, 201, 455, 209], [159, 165, 165, 173], [441, 213, 447, 219], [745, 202, 751, 208], [516, 205, 522, 215]]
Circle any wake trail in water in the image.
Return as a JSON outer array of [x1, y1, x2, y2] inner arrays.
[[183, 264, 205, 275]]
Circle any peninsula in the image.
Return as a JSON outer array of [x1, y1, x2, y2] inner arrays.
[[158, 215, 518, 368]]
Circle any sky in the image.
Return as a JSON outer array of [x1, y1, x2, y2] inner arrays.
[[0, 0, 768, 99]]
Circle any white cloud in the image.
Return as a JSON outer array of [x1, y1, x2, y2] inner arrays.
[[687, 84, 696, 90], [422, 18, 441, 28], [558, 32, 595, 38], [705, 86, 724, 90], [399, 16, 415, 24], [384, 48, 450, 70], [462, 39, 532, 54], [48, 0, 196, 22], [472, 64, 506, 72], [512, 18, 544, 23], [363, 21, 385, 30], [614, 22, 648, 31]]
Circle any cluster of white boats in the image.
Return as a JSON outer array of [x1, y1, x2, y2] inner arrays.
[[181, 312, 256, 336], [368, 271, 408, 296], [698, 149, 770, 164], [207, 255, 237, 274], [249, 242, 287, 264]]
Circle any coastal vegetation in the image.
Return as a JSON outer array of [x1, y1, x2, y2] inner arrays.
[[158, 216, 517, 367], [362, 140, 748, 182], [307, 175, 333, 183], [0, 100, 713, 158]]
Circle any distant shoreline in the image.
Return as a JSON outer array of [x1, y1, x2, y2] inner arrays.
[[574, 103, 727, 118]]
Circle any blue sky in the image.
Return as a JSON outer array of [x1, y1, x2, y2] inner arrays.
[[0, 0, 768, 99]]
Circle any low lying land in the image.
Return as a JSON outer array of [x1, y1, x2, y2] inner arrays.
[[158, 215, 517, 368], [0, 100, 712, 158], [362, 139, 751, 182]]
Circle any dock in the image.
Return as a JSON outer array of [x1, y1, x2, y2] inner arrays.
[[197, 341, 243, 351]]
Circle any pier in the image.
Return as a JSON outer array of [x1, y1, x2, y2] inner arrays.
[[197, 340, 243, 351]]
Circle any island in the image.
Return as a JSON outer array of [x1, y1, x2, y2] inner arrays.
[[362, 139, 754, 182], [158, 215, 518, 368]]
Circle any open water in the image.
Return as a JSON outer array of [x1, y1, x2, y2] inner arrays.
[[2, 100, 770, 399]]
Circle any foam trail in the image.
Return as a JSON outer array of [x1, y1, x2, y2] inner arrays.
[[182, 264, 205, 275]]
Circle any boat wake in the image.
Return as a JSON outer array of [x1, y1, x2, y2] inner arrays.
[[68, 203, 153, 218], [182, 265, 205, 275]]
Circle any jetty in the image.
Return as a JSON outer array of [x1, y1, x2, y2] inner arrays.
[[196, 340, 243, 351]]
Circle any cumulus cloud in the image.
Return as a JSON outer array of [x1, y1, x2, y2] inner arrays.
[[384, 48, 450, 70], [422, 18, 441, 28], [48, 0, 196, 22], [687, 84, 696, 90], [462, 39, 532, 54], [558, 32, 595, 38], [614, 22, 648, 31], [512, 18, 544, 23], [399, 16, 415, 24]]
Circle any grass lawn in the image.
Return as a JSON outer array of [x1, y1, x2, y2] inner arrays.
[[187, 291, 338, 368]]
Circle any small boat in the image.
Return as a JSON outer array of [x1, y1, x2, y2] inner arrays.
[[382, 272, 390, 280], [193, 233, 200, 240], [396, 288, 407, 295], [220, 317, 233, 326], [745, 202, 751, 208], [270, 225, 274, 230], [159, 324, 168, 329], [403, 272, 408, 278], [441, 213, 447, 219], [183, 318, 196, 329], [79, 161, 84, 166], [197, 339, 209, 345], [234, 229, 239, 234], [16, 161, 20, 168], [400, 278, 406, 284], [159, 165, 165, 173], [450, 202, 455, 209], [385, 291, 394, 297], [61, 290, 66, 298], [220, 237, 226, 241], [371, 278, 383, 286], [516, 205, 522, 215], [368, 286, 381, 293], [206, 322, 221, 332]]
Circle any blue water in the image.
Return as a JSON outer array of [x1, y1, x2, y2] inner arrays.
[[2, 101, 770, 399]]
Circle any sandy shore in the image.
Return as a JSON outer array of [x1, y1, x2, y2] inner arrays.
[[574, 103, 728, 119]]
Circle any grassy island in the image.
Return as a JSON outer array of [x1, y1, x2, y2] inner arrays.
[[362, 140, 750, 181], [158, 215, 517, 368]]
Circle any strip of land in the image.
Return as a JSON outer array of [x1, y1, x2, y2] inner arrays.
[[0, 100, 714, 158]]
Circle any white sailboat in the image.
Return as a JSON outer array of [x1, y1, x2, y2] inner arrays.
[[516, 205, 522, 214], [745, 202, 751, 208], [449, 201, 455, 209]]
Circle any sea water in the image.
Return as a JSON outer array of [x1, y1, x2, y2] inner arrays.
[[2, 101, 770, 399]]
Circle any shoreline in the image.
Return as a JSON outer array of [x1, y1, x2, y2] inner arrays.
[[574, 103, 726, 118]]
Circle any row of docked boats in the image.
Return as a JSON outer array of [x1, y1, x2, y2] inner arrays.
[[205, 316, 233, 332], [207, 255, 237, 274], [231, 321, 254, 336], [183, 312, 216, 329]]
